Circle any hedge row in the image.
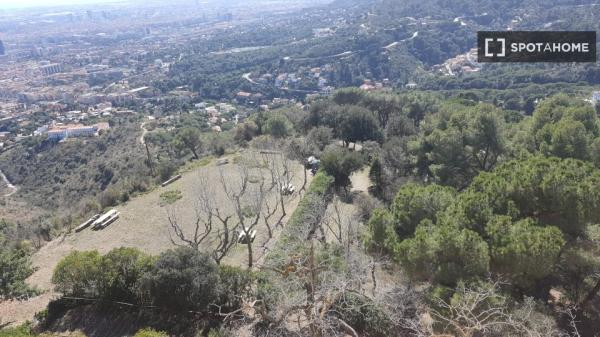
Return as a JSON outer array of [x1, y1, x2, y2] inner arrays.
[[264, 171, 334, 266]]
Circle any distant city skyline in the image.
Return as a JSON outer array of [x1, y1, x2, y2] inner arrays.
[[0, 0, 124, 10]]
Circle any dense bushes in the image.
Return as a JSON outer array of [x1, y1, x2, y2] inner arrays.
[[264, 171, 334, 265], [51, 247, 254, 313], [0, 229, 37, 300], [141, 247, 219, 311], [367, 156, 596, 289], [397, 223, 490, 285], [330, 293, 392, 337], [0, 119, 149, 211]]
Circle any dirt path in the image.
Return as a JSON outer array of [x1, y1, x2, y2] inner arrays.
[[139, 122, 148, 145], [350, 167, 371, 193], [242, 72, 258, 85], [0, 168, 18, 197], [0, 155, 309, 326]]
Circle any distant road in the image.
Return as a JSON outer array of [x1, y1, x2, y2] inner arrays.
[[289, 50, 354, 62], [383, 31, 418, 50], [0, 168, 17, 197], [242, 72, 258, 84], [140, 122, 148, 145]]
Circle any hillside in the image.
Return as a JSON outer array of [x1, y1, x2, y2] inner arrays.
[[0, 118, 149, 213], [0, 152, 309, 327]]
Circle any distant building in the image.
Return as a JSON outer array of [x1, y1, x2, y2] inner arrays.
[[47, 122, 110, 141], [39, 63, 63, 76], [237, 91, 251, 98], [592, 91, 600, 104]]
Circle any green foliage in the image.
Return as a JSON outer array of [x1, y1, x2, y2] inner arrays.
[[157, 160, 178, 182], [52, 250, 103, 297], [265, 171, 333, 265], [469, 156, 600, 235], [0, 239, 37, 300], [365, 208, 397, 255], [159, 190, 183, 205], [486, 217, 564, 289], [0, 119, 149, 212], [207, 329, 233, 337], [307, 126, 333, 152], [142, 247, 220, 311], [99, 248, 155, 303], [217, 266, 255, 311], [0, 324, 34, 337], [532, 94, 600, 161], [390, 183, 455, 239], [320, 146, 364, 188], [264, 114, 293, 138], [557, 242, 600, 303], [132, 329, 168, 337], [339, 105, 383, 144], [174, 127, 203, 159], [371, 154, 600, 295], [368, 157, 384, 196], [52, 248, 153, 302], [412, 102, 506, 188], [233, 121, 258, 144], [332, 87, 365, 106], [397, 223, 490, 286]]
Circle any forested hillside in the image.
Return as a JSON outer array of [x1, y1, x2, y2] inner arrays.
[[3, 0, 600, 336]]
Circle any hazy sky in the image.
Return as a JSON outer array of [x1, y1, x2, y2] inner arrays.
[[0, 0, 122, 9]]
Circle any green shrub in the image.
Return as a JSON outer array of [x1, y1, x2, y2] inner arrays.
[[320, 146, 364, 188], [141, 247, 220, 311], [52, 248, 153, 302], [159, 190, 182, 205], [397, 223, 490, 286], [0, 240, 38, 300], [133, 328, 168, 337], [330, 293, 392, 337], [265, 114, 293, 138], [0, 324, 34, 337], [218, 266, 255, 311], [100, 247, 154, 302], [52, 250, 103, 297]]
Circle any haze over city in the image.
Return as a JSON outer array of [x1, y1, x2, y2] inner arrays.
[[0, 0, 125, 9]]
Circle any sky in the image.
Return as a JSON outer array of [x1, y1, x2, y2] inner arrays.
[[0, 0, 123, 9]]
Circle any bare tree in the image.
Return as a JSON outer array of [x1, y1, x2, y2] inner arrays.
[[168, 152, 287, 267], [431, 281, 566, 337], [167, 174, 237, 264], [262, 151, 297, 229], [219, 164, 266, 268], [285, 138, 313, 194]]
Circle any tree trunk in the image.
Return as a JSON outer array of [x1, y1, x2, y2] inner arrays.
[[301, 168, 308, 193], [247, 241, 253, 268], [191, 147, 199, 159]]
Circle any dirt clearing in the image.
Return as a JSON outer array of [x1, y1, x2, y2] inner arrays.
[[0, 153, 310, 326]]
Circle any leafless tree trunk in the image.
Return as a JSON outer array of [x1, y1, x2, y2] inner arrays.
[[167, 175, 238, 264], [431, 281, 565, 337]]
